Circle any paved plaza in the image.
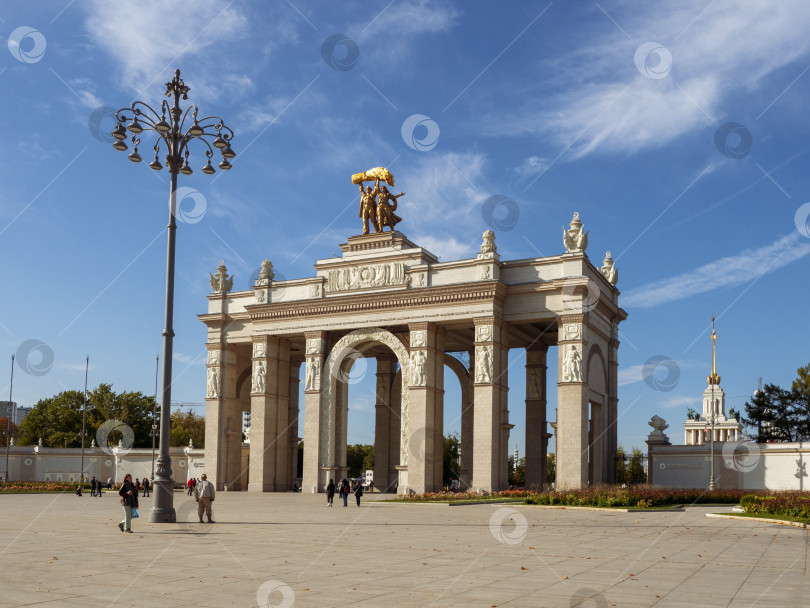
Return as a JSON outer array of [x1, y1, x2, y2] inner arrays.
[[0, 492, 808, 607]]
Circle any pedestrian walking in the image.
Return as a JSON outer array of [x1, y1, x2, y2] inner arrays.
[[353, 480, 363, 507], [75, 485, 83, 496], [193, 473, 215, 523], [326, 479, 335, 507], [90, 477, 97, 497], [339, 478, 349, 507], [187, 477, 194, 495], [117, 473, 138, 533], [142, 477, 150, 497], [106, 477, 112, 490]]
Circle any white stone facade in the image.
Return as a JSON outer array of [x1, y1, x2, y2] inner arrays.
[[2, 445, 204, 486], [199, 229, 626, 494]]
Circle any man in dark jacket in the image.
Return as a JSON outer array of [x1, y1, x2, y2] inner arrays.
[[326, 479, 335, 507], [117, 474, 139, 533]]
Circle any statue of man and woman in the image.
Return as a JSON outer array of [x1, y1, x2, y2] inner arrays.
[[358, 178, 405, 235]]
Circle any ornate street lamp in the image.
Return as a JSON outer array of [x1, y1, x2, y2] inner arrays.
[[151, 355, 159, 480], [707, 315, 720, 491], [4, 354, 14, 483], [111, 69, 235, 522]]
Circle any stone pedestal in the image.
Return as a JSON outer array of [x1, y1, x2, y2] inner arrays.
[[646, 424, 671, 486]]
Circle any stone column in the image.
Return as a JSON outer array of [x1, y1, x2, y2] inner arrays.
[[524, 344, 548, 489], [433, 328, 446, 490], [459, 348, 474, 490], [607, 328, 619, 484], [248, 336, 291, 492], [288, 362, 301, 487], [389, 371, 402, 489], [472, 318, 508, 493], [374, 356, 394, 491], [204, 343, 241, 491], [557, 317, 588, 489], [406, 322, 443, 494], [302, 331, 325, 493]]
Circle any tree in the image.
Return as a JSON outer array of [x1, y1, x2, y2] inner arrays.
[[742, 383, 807, 442], [546, 452, 556, 484], [615, 445, 628, 485], [346, 444, 373, 478], [443, 432, 460, 485], [0, 417, 18, 447], [629, 448, 647, 484], [793, 362, 810, 398], [18, 384, 155, 448], [169, 409, 205, 447], [508, 456, 525, 487]]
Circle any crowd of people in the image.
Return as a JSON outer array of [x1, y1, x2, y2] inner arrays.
[[107, 472, 370, 533], [325, 478, 364, 507], [76, 476, 149, 497]]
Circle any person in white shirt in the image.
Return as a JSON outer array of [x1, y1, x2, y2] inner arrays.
[[193, 473, 216, 523]]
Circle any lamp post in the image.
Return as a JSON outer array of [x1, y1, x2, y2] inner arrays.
[[4, 355, 14, 483], [79, 356, 89, 483], [707, 315, 719, 491], [111, 69, 235, 523], [151, 355, 158, 480]]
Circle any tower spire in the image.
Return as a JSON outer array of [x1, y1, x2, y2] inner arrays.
[[707, 315, 721, 385]]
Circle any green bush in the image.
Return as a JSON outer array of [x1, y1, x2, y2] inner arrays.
[[740, 495, 757, 512]]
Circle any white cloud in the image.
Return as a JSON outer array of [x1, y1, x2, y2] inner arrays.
[[399, 152, 488, 231], [514, 156, 550, 178], [481, 1, 810, 159], [623, 232, 810, 308], [84, 0, 248, 98], [658, 395, 699, 410], [358, 0, 459, 61]]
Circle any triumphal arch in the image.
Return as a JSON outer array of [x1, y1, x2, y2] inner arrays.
[[200, 168, 626, 494]]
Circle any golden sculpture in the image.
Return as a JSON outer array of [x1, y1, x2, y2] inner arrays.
[[352, 167, 394, 187], [353, 167, 404, 235]]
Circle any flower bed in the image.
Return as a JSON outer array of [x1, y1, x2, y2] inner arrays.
[[739, 492, 810, 520], [395, 485, 776, 508], [396, 489, 534, 503], [0, 481, 105, 493]]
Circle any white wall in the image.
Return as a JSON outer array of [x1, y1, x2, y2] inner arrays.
[[649, 441, 810, 491]]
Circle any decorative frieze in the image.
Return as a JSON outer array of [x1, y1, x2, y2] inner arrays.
[[563, 323, 582, 341], [252, 361, 266, 394], [206, 367, 221, 398], [561, 344, 583, 382], [410, 350, 427, 386], [475, 325, 492, 343], [305, 339, 321, 355], [474, 345, 493, 383], [305, 357, 321, 391], [207, 350, 220, 365], [410, 330, 426, 348], [253, 343, 266, 358], [325, 262, 406, 292]]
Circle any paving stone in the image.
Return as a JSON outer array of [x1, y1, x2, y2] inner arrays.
[[0, 494, 808, 607]]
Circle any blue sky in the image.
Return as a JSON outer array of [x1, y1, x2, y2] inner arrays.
[[2, 1, 810, 458]]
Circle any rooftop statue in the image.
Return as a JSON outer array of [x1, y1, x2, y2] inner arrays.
[[600, 251, 618, 285], [563, 212, 588, 254], [352, 167, 403, 235], [209, 260, 234, 293]]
